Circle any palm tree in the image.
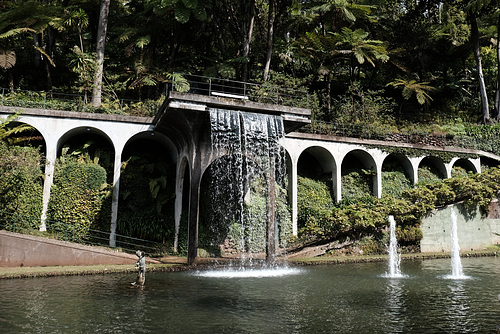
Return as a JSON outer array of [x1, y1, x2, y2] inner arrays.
[[464, 0, 494, 123], [92, 0, 111, 108], [387, 78, 436, 105], [63, 8, 89, 54], [0, 49, 15, 91], [332, 27, 389, 84], [0, 113, 37, 146], [0, 1, 60, 89]]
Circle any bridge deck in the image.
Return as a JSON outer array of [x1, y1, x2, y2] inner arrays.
[[287, 131, 500, 161], [155, 91, 311, 133]]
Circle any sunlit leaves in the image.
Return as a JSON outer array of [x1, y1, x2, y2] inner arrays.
[[170, 72, 190, 92], [387, 79, 436, 105], [48, 156, 110, 240], [0, 49, 15, 70], [332, 27, 389, 66], [135, 36, 151, 49], [297, 166, 500, 249]]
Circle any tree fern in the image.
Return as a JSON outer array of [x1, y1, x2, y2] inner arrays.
[[0, 113, 37, 145]]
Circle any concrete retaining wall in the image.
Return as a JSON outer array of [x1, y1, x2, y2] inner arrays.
[[421, 201, 500, 252], [0, 230, 137, 267]]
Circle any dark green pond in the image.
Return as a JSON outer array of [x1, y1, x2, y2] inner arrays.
[[1, 257, 500, 333]]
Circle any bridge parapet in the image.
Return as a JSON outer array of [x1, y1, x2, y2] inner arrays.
[[156, 91, 311, 133], [170, 73, 310, 110]]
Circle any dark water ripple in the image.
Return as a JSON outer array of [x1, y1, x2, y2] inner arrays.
[[1, 257, 500, 333]]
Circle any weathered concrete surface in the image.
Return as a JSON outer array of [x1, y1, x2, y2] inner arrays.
[[421, 201, 500, 252], [0, 230, 139, 267], [0, 105, 154, 124]]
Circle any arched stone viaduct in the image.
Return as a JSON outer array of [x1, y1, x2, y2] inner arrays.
[[2, 92, 498, 263], [281, 133, 489, 235]]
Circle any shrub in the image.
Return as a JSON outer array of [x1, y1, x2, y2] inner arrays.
[[418, 165, 443, 184], [297, 176, 334, 228], [341, 170, 373, 202], [0, 143, 43, 223], [47, 156, 110, 241]]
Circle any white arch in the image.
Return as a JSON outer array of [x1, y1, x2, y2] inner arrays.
[[381, 153, 416, 194], [9, 113, 153, 245], [339, 147, 387, 199], [447, 157, 480, 176], [418, 156, 448, 181], [281, 138, 340, 235]]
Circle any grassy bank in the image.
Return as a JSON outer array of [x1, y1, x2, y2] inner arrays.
[[289, 249, 499, 266], [0, 262, 189, 279]]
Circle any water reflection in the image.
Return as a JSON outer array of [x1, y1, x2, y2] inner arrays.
[[22, 286, 50, 332], [384, 278, 408, 333], [1, 257, 500, 333], [445, 280, 474, 331]]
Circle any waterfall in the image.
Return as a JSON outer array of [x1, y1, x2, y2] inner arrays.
[[205, 108, 289, 260], [448, 207, 466, 279], [386, 215, 404, 278]]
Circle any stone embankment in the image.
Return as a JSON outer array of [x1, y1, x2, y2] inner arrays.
[[384, 133, 453, 147]]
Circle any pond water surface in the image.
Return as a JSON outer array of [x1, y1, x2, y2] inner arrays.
[[1, 257, 500, 333]]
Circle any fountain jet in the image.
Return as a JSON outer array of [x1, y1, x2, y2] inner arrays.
[[386, 215, 404, 278], [445, 207, 468, 279]]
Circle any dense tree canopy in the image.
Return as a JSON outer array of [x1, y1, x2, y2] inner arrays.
[[1, 0, 500, 123]]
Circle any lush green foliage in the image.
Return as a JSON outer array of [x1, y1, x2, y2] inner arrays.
[[47, 155, 111, 241], [117, 150, 175, 244], [199, 160, 292, 256], [453, 124, 500, 156], [341, 170, 373, 202], [330, 86, 397, 132], [0, 143, 43, 223], [297, 176, 334, 229], [297, 167, 500, 253], [417, 165, 444, 185], [2, 0, 500, 126], [382, 170, 412, 198]]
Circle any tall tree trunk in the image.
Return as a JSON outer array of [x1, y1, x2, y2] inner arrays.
[[495, 13, 500, 121], [470, 15, 490, 123], [263, 0, 275, 81], [8, 69, 14, 92], [45, 27, 55, 91], [242, 0, 255, 82], [33, 33, 41, 67], [92, 0, 111, 107]]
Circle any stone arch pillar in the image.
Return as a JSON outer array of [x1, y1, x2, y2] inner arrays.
[[174, 156, 189, 252], [109, 143, 125, 247], [40, 140, 58, 231], [444, 161, 453, 179], [334, 164, 341, 203], [409, 157, 423, 185], [371, 150, 387, 198], [187, 157, 203, 264], [287, 152, 299, 236], [280, 140, 302, 236], [470, 158, 481, 174]]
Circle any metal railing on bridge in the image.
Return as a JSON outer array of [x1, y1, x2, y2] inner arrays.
[[170, 73, 310, 109], [0, 88, 162, 117], [0, 211, 165, 257]]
